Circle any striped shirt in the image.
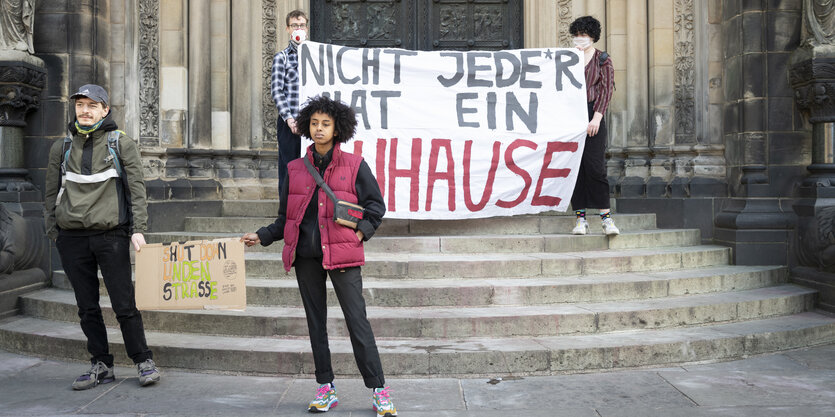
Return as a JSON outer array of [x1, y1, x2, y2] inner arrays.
[[585, 49, 614, 115], [271, 42, 300, 121]]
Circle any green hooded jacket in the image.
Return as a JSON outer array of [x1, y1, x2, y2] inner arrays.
[[44, 113, 148, 240]]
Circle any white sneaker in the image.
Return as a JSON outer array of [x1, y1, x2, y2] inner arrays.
[[572, 218, 589, 235], [602, 217, 620, 236]]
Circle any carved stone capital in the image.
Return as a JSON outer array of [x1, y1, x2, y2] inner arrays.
[[0, 54, 45, 127], [789, 47, 835, 123]]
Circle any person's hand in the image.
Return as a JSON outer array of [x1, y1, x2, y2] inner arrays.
[[287, 118, 299, 135], [241, 233, 261, 247], [355, 230, 364, 241], [587, 112, 603, 137], [131, 233, 146, 252]]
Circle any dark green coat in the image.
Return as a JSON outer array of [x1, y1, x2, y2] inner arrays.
[[44, 113, 148, 240]]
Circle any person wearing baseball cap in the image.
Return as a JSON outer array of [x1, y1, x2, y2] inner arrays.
[[44, 84, 161, 390]]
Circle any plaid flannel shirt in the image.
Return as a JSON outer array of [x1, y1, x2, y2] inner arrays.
[[271, 42, 299, 121]]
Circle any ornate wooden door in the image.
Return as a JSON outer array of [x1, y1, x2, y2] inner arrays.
[[310, 0, 523, 51]]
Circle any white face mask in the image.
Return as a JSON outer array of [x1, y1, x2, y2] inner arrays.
[[573, 36, 592, 49], [291, 29, 307, 45]]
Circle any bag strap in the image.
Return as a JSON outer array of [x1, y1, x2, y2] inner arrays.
[[598, 51, 609, 67], [302, 156, 340, 204]]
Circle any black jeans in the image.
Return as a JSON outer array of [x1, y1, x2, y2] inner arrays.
[[56, 232, 153, 366], [570, 101, 611, 210], [277, 118, 301, 192], [294, 256, 385, 388]]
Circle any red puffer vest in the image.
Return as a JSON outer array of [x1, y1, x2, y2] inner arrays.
[[282, 144, 365, 271]]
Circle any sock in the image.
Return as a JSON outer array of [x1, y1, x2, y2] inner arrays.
[[575, 209, 586, 219], [600, 209, 611, 220]]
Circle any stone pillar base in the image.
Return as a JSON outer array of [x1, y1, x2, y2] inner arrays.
[[616, 196, 726, 242], [714, 198, 795, 265], [792, 267, 835, 313]]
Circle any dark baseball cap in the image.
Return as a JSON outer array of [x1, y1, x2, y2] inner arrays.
[[70, 84, 109, 106]]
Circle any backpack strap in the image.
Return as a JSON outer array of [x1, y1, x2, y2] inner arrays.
[[598, 51, 615, 91], [60, 134, 72, 176], [106, 130, 124, 175], [598, 51, 609, 67], [106, 130, 133, 224], [56, 134, 73, 206]]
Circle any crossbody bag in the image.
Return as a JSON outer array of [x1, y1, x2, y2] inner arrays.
[[302, 156, 365, 229]]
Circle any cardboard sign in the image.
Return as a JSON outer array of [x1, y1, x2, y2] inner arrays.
[[135, 238, 246, 310]]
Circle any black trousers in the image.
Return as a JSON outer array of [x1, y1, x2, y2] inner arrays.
[[56, 232, 153, 367], [294, 256, 385, 389], [277, 118, 301, 192], [570, 101, 611, 210]]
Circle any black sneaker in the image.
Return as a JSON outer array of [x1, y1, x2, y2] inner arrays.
[[72, 361, 115, 390]]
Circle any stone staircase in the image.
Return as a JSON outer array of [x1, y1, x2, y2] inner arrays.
[[2, 200, 835, 376]]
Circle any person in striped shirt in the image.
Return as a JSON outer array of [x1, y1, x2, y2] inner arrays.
[[568, 16, 620, 237]]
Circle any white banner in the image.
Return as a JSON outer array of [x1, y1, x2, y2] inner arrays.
[[299, 42, 588, 219]]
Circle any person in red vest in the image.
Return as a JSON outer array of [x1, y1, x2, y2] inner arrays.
[[241, 96, 396, 416]]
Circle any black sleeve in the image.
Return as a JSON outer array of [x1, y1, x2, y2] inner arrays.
[[256, 179, 288, 246], [354, 160, 386, 240]]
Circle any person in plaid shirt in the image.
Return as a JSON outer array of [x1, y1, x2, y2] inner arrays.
[[271, 9, 308, 191]]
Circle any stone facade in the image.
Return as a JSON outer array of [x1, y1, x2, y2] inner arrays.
[[4, 1, 825, 292]]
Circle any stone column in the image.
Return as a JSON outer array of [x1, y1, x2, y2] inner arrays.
[[0, 13, 48, 317], [646, 0, 675, 197], [0, 51, 44, 201], [714, 2, 806, 265], [789, 0, 835, 311], [189, 0, 212, 149], [211, 0, 231, 150], [231, 1, 255, 150], [689, 0, 728, 198], [159, 0, 187, 147], [523, 1, 559, 48], [616, 0, 650, 197]]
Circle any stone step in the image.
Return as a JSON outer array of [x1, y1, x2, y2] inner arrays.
[[243, 265, 790, 306], [221, 200, 280, 217], [183, 213, 657, 235], [51, 266, 788, 307], [2, 312, 834, 375], [145, 228, 701, 254], [20, 285, 816, 338], [244, 245, 731, 279], [215, 200, 618, 219]]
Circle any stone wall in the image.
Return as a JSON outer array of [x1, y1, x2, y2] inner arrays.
[[17, 0, 817, 261]]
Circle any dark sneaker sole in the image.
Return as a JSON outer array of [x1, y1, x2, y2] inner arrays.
[[72, 376, 115, 391]]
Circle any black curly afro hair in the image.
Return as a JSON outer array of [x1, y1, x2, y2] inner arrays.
[[569, 16, 602, 43], [296, 95, 358, 144]]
